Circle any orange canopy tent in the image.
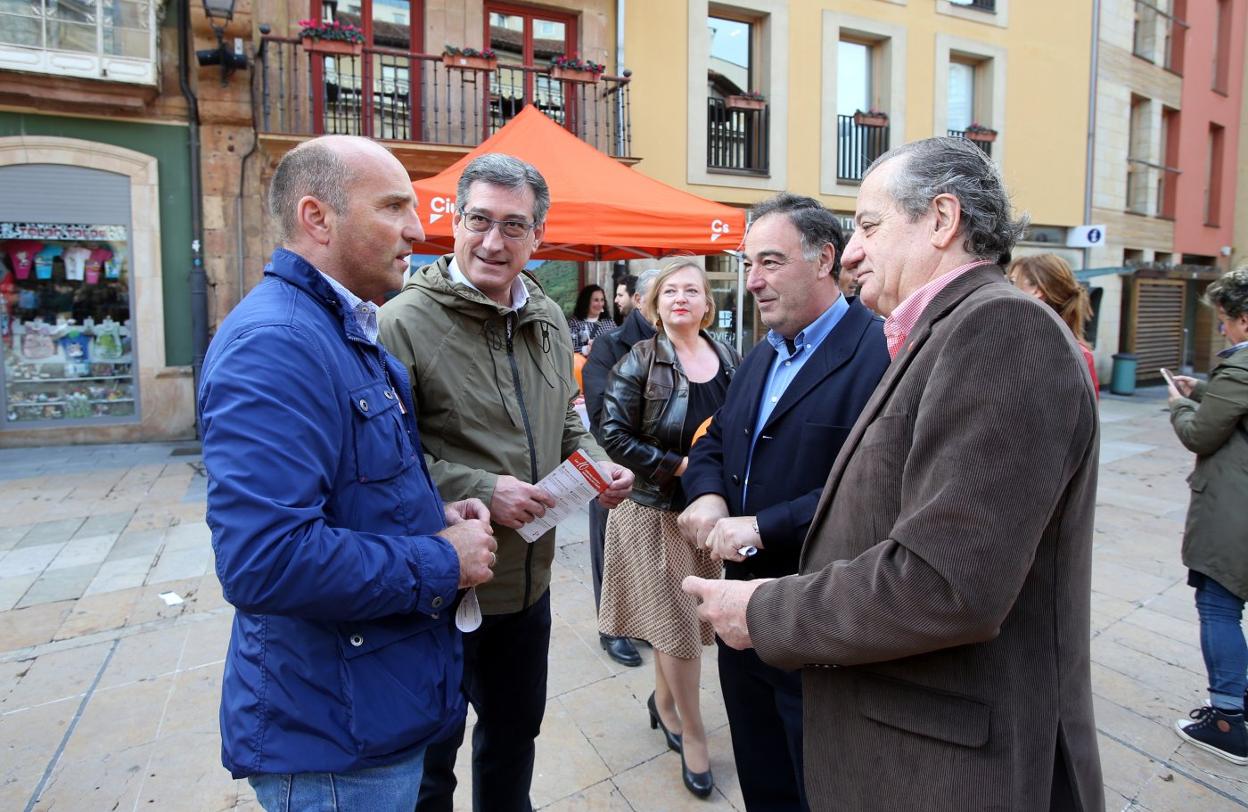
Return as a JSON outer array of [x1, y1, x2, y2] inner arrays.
[[410, 105, 747, 261]]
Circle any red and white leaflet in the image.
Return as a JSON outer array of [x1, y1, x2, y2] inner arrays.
[[517, 449, 610, 543]]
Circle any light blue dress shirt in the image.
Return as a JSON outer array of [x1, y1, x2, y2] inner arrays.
[[744, 295, 849, 501], [319, 271, 379, 345]]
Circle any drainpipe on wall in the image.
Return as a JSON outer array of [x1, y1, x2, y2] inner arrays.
[[1084, 0, 1101, 274], [179, 0, 209, 438], [616, 0, 625, 75]]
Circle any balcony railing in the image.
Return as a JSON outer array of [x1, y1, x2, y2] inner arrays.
[[966, 0, 996, 11], [256, 36, 632, 158], [1133, 0, 1188, 74], [947, 128, 994, 158], [1126, 157, 1181, 218], [836, 115, 889, 183], [706, 97, 769, 175]]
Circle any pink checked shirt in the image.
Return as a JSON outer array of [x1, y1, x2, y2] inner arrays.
[[882, 260, 994, 359]]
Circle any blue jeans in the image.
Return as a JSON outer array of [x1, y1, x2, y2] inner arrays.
[[248, 745, 426, 811], [1195, 574, 1248, 711]]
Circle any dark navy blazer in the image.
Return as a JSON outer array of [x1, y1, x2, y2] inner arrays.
[[683, 296, 890, 580]]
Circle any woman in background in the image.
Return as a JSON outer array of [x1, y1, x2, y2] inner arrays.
[[568, 284, 614, 356], [1009, 254, 1099, 395], [598, 260, 739, 798], [1166, 268, 1248, 765]]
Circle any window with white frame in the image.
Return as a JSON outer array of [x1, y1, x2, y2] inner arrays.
[[933, 35, 1005, 161], [0, 0, 158, 85], [820, 13, 905, 195], [946, 61, 975, 133]]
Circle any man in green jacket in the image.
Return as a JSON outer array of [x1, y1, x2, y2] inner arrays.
[[379, 152, 634, 812]]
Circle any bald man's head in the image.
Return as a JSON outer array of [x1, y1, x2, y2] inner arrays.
[[269, 136, 393, 244]]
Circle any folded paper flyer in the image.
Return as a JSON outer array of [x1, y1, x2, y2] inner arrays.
[[517, 449, 610, 543]]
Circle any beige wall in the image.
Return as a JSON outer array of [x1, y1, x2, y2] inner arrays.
[[626, 0, 1091, 227]]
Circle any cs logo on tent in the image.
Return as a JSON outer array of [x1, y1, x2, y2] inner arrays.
[[710, 219, 729, 242], [429, 196, 456, 224]]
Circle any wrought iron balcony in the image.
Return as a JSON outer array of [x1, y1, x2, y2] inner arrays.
[[706, 97, 769, 175], [947, 128, 994, 158], [256, 36, 632, 158], [837, 114, 889, 183]]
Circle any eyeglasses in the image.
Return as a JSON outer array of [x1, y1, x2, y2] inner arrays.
[[459, 210, 536, 240]]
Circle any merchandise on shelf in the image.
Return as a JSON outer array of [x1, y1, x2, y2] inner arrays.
[[2, 228, 135, 426]]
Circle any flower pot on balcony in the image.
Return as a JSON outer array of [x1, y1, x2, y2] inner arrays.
[[965, 129, 997, 143], [442, 54, 498, 71], [725, 95, 766, 111], [302, 37, 363, 57], [853, 112, 889, 127], [551, 66, 600, 83]]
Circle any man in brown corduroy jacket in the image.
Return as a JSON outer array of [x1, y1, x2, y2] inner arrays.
[[685, 137, 1104, 812]]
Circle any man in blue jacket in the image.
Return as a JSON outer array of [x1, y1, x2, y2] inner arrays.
[[199, 135, 499, 809], [679, 193, 889, 811]]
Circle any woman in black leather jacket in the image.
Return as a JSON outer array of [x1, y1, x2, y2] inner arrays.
[[597, 259, 739, 798]]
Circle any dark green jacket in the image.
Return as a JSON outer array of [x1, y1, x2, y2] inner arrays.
[[1171, 346, 1248, 600], [378, 255, 608, 614]]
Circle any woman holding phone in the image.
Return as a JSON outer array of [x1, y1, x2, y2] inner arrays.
[[1166, 267, 1248, 765]]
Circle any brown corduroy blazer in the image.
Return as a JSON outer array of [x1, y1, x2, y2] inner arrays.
[[748, 266, 1104, 812]]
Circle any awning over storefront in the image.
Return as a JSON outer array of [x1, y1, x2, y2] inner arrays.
[[409, 105, 747, 261]]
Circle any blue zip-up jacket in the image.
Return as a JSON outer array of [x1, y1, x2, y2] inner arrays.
[[200, 248, 465, 778]]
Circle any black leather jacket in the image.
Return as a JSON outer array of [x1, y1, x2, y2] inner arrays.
[[599, 331, 739, 511]]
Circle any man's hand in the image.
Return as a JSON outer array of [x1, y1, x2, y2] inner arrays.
[[677, 494, 729, 550], [444, 498, 490, 526], [440, 519, 497, 588], [490, 475, 558, 530], [682, 576, 770, 650], [596, 462, 634, 509], [705, 516, 761, 563]]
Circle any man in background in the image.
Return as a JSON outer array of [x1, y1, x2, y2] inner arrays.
[[583, 268, 661, 666]]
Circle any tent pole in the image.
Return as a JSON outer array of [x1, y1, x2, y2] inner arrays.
[[736, 250, 745, 354]]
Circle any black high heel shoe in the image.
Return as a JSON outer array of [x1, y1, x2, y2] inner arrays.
[[681, 749, 714, 798], [647, 691, 682, 753]]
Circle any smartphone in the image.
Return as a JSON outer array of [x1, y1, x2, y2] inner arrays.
[[1160, 367, 1178, 389]]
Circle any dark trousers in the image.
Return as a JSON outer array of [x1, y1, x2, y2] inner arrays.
[[718, 637, 808, 812], [588, 498, 609, 611], [417, 590, 552, 812]]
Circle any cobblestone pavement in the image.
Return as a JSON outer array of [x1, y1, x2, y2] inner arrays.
[[1, 389, 1246, 811]]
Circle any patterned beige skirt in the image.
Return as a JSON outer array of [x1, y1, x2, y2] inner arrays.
[[597, 499, 722, 660]]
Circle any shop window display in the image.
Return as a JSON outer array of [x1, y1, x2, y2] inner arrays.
[[1, 223, 135, 426]]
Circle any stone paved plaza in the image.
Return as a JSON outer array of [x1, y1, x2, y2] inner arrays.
[[1, 390, 1247, 811]]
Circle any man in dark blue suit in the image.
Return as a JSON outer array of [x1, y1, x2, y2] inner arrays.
[[679, 193, 889, 811]]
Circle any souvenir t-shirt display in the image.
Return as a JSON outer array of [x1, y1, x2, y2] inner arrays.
[[63, 246, 91, 282], [85, 248, 112, 285], [6, 240, 42, 281], [34, 244, 63, 280], [2, 225, 135, 426]]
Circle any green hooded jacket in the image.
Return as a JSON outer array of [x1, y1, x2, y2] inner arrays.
[[1170, 345, 1248, 600], [378, 255, 608, 614]]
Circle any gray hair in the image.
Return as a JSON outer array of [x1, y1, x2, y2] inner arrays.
[[865, 137, 1028, 266], [1206, 267, 1248, 318], [456, 153, 551, 226], [748, 192, 846, 279], [269, 139, 352, 243], [634, 267, 662, 298]]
